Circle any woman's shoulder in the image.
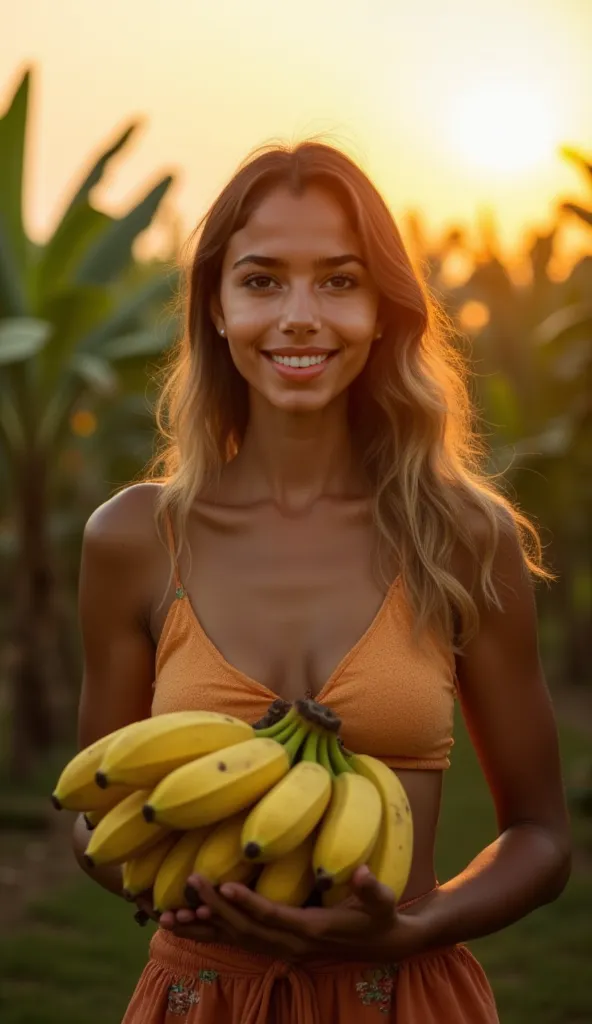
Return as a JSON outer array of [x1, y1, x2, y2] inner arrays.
[[83, 482, 164, 562]]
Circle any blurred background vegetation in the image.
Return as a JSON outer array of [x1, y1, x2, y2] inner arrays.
[[0, 66, 590, 1023]]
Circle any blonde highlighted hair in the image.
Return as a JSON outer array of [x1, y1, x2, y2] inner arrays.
[[144, 138, 550, 653]]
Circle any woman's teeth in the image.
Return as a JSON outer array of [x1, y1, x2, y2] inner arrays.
[[270, 353, 329, 367]]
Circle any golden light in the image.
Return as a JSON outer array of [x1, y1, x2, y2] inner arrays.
[[70, 410, 97, 437], [451, 81, 557, 174], [458, 301, 490, 334]]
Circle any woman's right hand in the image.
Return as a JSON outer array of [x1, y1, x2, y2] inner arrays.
[[133, 894, 221, 942]]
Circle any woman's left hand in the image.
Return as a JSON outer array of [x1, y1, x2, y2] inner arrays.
[[159, 866, 425, 962]]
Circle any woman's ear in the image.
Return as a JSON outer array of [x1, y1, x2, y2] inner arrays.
[[209, 293, 223, 333]]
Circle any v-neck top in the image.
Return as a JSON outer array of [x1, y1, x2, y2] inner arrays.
[[152, 511, 458, 770]]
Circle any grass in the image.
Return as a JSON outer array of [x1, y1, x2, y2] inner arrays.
[[1, 710, 591, 1023], [437, 710, 592, 1024]]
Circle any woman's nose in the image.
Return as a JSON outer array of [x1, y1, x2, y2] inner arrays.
[[278, 291, 322, 334]]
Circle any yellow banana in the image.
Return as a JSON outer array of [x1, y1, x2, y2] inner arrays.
[[194, 811, 256, 886], [84, 789, 170, 868], [82, 785, 137, 829], [312, 772, 381, 889], [153, 828, 212, 913], [256, 836, 316, 906], [321, 881, 351, 908], [241, 760, 331, 862], [144, 737, 290, 830], [96, 711, 254, 789], [51, 726, 134, 811], [352, 753, 413, 900], [122, 833, 179, 900]]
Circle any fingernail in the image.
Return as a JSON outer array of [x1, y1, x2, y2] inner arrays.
[[220, 885, 235, 899], [134, 910, 149, 927]]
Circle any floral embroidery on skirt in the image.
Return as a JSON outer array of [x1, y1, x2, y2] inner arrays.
[[166, 970, 219, 1016], [356, 964, 398, 1014]]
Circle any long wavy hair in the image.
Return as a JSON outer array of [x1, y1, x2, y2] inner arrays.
[[145, 137, 550, 654]]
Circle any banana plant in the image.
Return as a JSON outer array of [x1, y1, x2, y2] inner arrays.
[[418, 149, 591, 690], [0, 68, 177, 777]]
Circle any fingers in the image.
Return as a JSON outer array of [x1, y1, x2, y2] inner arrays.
[[186, 875, 254, 933], [217, 881, 314, 935], [186, 875, 311, 955], [350, 866, 396, 921], [176, 908, 199, 925]]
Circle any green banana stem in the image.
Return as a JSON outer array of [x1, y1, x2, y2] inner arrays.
[[317, 733, 335, 777], [339, 739, 355, 761], [282, 724, 310, 765], [272, 715, 302, 745], [328, 734, 355, 775], [301, 729, 319, 763], [255, 705, 298, 739]]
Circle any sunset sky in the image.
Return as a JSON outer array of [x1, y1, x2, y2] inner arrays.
[[2, 0, 591, 273]]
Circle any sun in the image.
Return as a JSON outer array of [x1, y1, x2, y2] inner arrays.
[[451, 80, 558, 175]]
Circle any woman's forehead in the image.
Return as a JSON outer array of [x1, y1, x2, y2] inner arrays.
[[225, 187, 360, 263]]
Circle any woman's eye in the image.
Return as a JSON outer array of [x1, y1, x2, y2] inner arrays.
[[329, 274, 357, 289], [243, 275, 275, 290], [242, 274, 357, 290]]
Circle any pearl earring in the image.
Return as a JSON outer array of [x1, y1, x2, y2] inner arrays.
[[220, 328, 225, 336]]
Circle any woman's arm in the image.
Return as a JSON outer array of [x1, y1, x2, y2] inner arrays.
[[402, 512, 572, 950], [71, 485, 162, 900]]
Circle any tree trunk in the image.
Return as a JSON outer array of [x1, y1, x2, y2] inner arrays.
[[9, 450, 55, 780]]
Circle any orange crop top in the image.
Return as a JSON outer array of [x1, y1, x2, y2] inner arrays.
[[152, 514, 458, 770]]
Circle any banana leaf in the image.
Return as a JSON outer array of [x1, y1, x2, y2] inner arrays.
[[37, 123, 138, 293], [0, 69, 28, 280], [75, 176, 174, 285], [532, 303, 592, 346], [79, 270, 177, 353], [0, 317, 51, 364], [101, 320, 176, 361], [55, 122, 138, 219], [0, 222, 28, 317], [35, 205, 112, 299], [36, 285, 113, 393], [71, 353, 119, 397]]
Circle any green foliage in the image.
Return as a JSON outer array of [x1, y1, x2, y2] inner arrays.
[[0, 66, 179, 776], [424, 146, 592, 685], [0, 66, 177, 487]]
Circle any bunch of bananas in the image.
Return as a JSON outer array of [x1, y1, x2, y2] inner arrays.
[[52, 700, 413, 912]]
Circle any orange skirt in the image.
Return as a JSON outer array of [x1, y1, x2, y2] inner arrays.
[[122, 901, 499, 1023]]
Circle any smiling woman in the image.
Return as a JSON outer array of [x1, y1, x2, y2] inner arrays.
[[73, 138, 570, 1024]]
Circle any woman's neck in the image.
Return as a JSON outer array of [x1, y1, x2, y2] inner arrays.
[[220, 398, 369, 514]]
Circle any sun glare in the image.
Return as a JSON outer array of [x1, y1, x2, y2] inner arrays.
[[451, 81, 557, 175]]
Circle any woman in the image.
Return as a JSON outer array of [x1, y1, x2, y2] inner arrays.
[[73, 140, 571, 1023]]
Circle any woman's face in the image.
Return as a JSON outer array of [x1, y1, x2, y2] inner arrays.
[[211, 183, 382, 415]]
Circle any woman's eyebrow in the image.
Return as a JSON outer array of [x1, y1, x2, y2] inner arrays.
[[231, 253, 367, 271]]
